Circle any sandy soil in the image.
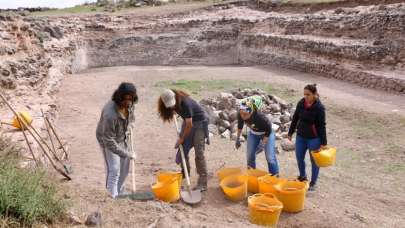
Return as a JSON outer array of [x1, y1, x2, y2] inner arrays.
[[55, 65, 405, 228]]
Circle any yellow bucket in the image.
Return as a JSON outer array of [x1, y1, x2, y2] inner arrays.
[[258, 174, 287, 195], [311, 147, 337, 167], [248, 193, 283, 227], [274, 180, 308, 213], [217, 167, 242, 181], [247, 168, 268, 193], [157, 172, 182, 189], [12, 111, 33, 129], [152, 176, 180, 203], [220, 174, 248, 202]]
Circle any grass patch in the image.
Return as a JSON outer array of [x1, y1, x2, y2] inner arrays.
[[385, 163, 405, 173], [154, 79, 299, 103], [32, 5, 104, 16], [337, 148, 359, 168], [0, 136, 66, 226]]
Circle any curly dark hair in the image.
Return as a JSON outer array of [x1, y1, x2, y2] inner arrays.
[[112, 82, 138, 105], [157, 89, 189, 122]]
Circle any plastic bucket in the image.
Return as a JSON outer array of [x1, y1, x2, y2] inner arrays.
[[220, 174, 248, 202], [247, 168, 268, 193], [258, 174, 287, 195], [311, 147, 337, 167], [217, 167, 242, 181], [248, 193, 283, 227], [12, 111, 33, 129], [274, 180, 308, 213], [157, 172, 182, 189], [152, 176, 180, 203]]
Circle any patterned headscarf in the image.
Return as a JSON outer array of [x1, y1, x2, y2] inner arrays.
[[239, 95, 263, 113]]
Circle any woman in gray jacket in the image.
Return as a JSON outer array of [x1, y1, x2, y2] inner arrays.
[[96, 82, 138, 198]]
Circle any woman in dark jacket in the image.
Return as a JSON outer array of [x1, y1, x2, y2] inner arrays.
[[288, 84, 327, 191]]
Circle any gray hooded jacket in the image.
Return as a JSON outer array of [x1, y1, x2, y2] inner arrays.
[[96, 101, 135, 158]]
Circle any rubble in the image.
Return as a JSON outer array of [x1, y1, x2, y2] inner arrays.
[[200, 88, 293, 142]]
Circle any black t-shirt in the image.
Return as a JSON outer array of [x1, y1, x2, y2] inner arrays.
[[238, 111, 272, 137], [178, 96, 206, 122]]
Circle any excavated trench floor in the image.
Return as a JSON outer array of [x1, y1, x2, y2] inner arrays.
[[57, 65, 405, 228]]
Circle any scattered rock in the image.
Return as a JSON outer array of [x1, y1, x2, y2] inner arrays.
[[272, 124, 280, 132], [208, 124, 218, 135], [44, 26, 63, 39], [221, 129, 231, 139], [269, 104, 281, 113], [219, 119, 231, 129], [219, 111, 229, 121], [67, 211, 83, 225], [281, 139, 295, 151], [85, 211, 102, 226], [228, 110, 238, 121]]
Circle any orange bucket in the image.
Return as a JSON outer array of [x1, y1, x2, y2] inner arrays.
[[220, 174, 248, 202], [274, 180, 308, 213], [311, 147, 337, 167], [217, 167, 242, 181], [157, 172, 182, 189], [247, 168, 268, 193], [248, 193, 283, 226], [258, 174, 287, 195], [11, 111, 33, 129]]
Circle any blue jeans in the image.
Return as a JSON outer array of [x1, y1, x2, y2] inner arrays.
[[295, 135, 321, 185], [247, 131, 279, 175], [101, 145, 130, 198]]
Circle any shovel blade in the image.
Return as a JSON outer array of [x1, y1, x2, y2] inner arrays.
[[180, 189, 202, 205]]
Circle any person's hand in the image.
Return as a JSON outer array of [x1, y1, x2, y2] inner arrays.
[[174, 137, 184, 149], [262, 137, 269, 146], [235, 138, 241, 149], [128, 153, 136, 160]]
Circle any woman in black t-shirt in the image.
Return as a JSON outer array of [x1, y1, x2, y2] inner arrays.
[[158, 89, 209, 191]]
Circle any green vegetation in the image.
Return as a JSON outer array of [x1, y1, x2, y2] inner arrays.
[[32, 5, 104, 16], [0, 137, 66, 226], [154, 79, 299, 102]]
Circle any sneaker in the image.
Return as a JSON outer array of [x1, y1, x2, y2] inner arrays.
[[297, 176, 308, 182], [308, 183, 317, 192]]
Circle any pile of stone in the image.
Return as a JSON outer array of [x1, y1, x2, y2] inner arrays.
[[200, 88, 296, 151]]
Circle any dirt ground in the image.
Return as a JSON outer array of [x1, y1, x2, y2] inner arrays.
[[56, 65, 405, 228]]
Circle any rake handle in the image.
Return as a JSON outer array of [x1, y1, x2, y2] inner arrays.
[[0, 93, 71, 180]]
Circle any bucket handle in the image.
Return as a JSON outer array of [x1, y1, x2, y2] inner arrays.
[[249, 194, 282, 212]]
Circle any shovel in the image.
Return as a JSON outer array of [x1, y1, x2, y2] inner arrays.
[[118, 108, 154, 201], [174, 117, 202, 205]]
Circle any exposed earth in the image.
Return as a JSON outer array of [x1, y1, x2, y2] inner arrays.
[[0, 0, 405, 227]]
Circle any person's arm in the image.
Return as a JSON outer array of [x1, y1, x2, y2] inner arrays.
[[178, 118, 193, 145], [237, 113, 244, 139], [288, 102, 300, 140], [259, 113, 272, 144], [102, 117, 131, 158], [317, 105, 327, 146]]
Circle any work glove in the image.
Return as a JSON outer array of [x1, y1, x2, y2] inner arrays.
[[235, 138, 241, 149]]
